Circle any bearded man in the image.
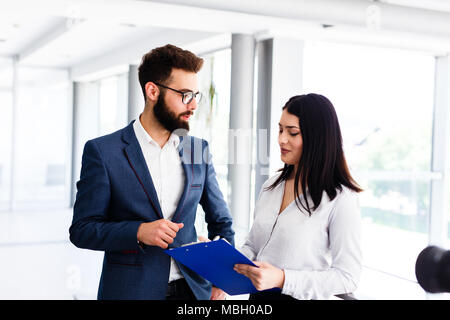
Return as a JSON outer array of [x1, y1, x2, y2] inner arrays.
[[69, 44, 234, 300]]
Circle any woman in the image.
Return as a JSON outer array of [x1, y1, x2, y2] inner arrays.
[[234, 93, 363, 300]]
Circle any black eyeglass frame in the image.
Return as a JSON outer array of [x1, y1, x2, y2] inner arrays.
[[153, 82, 202, 105]]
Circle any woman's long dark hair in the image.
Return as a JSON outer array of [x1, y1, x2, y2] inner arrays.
[[266, 93, 362, 216]]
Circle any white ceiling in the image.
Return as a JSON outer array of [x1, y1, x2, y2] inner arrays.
[[0, 0, 221, 73], [0, 13, 62, 57], [0, 0, 449, 80], [383, 0, 450, 13], [20, 21, 164, 68], [145, 0, 450, 17]]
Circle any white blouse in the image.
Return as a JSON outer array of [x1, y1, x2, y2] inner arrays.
[[240, 173, 363, 300]]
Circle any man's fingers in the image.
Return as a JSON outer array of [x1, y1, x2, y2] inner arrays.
[[164, 228, 177, 239], [139, 220, 184, 248], [160, 232, 174, 245], [156, 239, 169, 249], [167, 221, 184, 232]]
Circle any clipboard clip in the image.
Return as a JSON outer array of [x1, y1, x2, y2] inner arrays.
[[180, 236, 228, 247]]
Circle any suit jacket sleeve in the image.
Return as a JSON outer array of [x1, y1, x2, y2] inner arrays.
[[69, 139, 142, 252], [199, 140, 235, 246]]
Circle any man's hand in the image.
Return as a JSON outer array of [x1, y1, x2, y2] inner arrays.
[[137, 219, 184, 249], [234, 261, 285, 291], [210, 286, 227, 300], [197, 236, 209, 242]]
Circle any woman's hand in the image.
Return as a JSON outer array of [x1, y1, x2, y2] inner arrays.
[[234, 261, 285, 291]]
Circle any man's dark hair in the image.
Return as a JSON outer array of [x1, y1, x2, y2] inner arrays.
[[138, 44, 204, 102]]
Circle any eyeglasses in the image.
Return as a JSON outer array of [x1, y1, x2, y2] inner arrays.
[[154, 82, 203, 105]]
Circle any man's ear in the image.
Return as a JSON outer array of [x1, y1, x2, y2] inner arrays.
[[145, 82, 159, 103]]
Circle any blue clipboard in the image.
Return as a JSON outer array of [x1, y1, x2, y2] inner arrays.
[[165, 239, 275, 295]]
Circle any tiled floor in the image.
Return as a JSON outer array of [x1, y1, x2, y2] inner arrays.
[[0, 209, 102, 299]]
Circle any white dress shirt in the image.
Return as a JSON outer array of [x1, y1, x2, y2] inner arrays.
[[240, 173, 362, 299], [133, 116, 185, 282]]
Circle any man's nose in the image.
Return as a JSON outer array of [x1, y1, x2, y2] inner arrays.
[[188, 98, 198, 111]]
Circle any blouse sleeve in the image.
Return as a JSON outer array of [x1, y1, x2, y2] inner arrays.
[[281, 190, 363, 299], [240, 233, 257, 260], [239, 183, 267, 260]]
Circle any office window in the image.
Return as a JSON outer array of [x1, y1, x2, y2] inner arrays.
[[190, 49, 231, 236], [303, 42, 435, 297], [98, 73, 128, 136], [0, 58, 13, 211], [14, 67, 70, 209]]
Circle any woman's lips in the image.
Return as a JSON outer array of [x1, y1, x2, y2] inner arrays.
[[280, 148, 290, 154]]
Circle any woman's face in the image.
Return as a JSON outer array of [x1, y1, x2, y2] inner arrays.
[[278, 109, 303, 166]]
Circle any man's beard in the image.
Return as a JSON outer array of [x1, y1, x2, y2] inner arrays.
[[153, 94, 192, 133]]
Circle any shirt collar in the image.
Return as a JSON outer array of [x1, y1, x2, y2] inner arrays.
[[168, 131, 181, 148]]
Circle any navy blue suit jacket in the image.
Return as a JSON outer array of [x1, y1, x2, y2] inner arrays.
[[69, 121, 235, 300]]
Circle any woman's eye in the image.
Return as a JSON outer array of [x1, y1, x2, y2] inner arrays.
[[290, 133, 299, 136]]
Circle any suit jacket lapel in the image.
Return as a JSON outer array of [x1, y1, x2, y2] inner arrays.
[[172, 135, 193, 222], [122, 121, 163, 220]]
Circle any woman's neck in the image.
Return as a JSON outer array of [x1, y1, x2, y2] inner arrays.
[[288, 165, 304, 194]]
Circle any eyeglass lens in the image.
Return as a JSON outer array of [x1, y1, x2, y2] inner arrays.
[[182, 92, 202, 104]]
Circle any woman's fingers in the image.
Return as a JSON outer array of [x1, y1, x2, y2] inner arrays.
[[234, 264, 257, 276], [235, 264, 264, 290], [234, 262, 283, 291], [252, 261, 264, 267]]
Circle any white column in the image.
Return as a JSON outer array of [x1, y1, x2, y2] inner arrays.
[[9, 56, 18, 211], [255, 39, 272, 204], [128, 65, 142, 123], [429, 55, 450, 247], [228, 34, 256, 237], [254, 37, 304, 205], [255, 38, 304, 218], [268, 38, 305, 176], [117, 72, 130, 128], [70, 81, 101, 206]]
